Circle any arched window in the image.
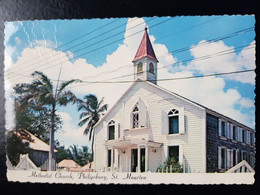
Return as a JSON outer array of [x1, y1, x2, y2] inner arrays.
[[149, 62, 154, 74], [132, 103, 139, 128], [168, 109, 179, 134], [137, 62, 143, 73], [108, 120, 115, 140]]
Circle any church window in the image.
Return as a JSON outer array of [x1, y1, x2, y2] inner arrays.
[[149, 63, 154, 74], [137, 62, 143, 73], [132, 103, 139, 128], [168, 109, 179, 134], [108, 120, 115, 140]]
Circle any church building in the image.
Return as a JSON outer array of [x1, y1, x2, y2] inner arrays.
[[93, 28, 255, 173]]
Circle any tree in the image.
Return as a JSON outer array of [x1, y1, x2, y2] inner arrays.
[[6, 129, 33, 166], [55, 146, 71, 164], [77, 94, 108, 161], [14, 71, 79, 170], [14, 100, 63, 144], [58, 144, 92, 166]]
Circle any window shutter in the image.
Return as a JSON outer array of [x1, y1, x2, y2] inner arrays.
[[230, 124, 233, 140], [118, 123, 120, 138], [238, 127, 241, 142], [226, 122, 230, 138], [240, 128, 243, 142], [218, 147, 222, 169], [218, 119, 222, 136], [252, 133, 255, 146], [161, 110, 169, 134], [247, 131, 250, 144], [139, 97, 147, 128], [179, 107, 185, 134]]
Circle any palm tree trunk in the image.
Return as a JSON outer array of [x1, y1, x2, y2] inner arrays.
[[48, 107, 56, 171], [91, 132, 95, 162]]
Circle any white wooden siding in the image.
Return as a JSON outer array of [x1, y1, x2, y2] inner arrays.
[[95, 81, 207, 173]]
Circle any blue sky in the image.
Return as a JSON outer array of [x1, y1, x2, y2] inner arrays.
[[5, 16, 255, 149]]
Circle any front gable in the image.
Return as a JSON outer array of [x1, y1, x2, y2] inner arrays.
[[95, 80, 206, 138]]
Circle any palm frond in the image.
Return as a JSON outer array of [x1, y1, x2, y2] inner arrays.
[[97, 104, 108, 114], [79, 111, 89, 120], [78, 116, 91, 127], [58, 79, 81, 95], [32, 71, 53, 92], [57, 90, 77, 106]]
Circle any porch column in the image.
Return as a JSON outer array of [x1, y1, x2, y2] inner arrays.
[[111, 147, 114, 172], [120, 150, 122, 172], [145, 145, 149, 172], [137, 145, 141, 172]]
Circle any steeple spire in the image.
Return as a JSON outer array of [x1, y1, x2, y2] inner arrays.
[[132, 28, 158, 63], [132, 28, 158, 85]]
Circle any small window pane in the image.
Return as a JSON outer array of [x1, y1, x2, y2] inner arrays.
[[221, 148, 226, 169], [137, 62, 143, 73], [149, 63, 154, 74], [108, 125, 115, 140], [169, 116, 179, 134], [221, 121, 225, 137], [169, 146, 179, 162]]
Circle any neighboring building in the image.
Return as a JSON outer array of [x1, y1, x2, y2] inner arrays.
[[57, 159, 81, 171], [16, 129, 58, 168], [81, 161, 94, 172], [94, 28, 255, 173]]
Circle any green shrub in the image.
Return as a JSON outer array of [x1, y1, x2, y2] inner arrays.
[[156, 157, 183, 173]]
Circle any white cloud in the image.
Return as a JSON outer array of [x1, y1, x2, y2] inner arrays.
[[186, 40, 255, 84], [5, 17, 255, 137], [55, 111, 90, 148]]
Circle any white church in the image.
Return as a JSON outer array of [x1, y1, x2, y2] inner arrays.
[[93, 28, 255, 173]]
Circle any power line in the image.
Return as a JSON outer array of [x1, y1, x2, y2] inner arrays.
[[6, 18, 159, 80], [78, 43, 255, 84], [7, 42, 254, 86], [67, 69, 254, 86], [8, 18, 121, 71], [7, 26, 254, 84]]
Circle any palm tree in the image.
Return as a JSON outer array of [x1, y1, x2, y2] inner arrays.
[[67, 145, 91, 166], [14, 71, 79, 170], [77, 94, 108, 161]]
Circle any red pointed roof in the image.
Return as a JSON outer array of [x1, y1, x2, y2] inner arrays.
[[132, 28, 158, 62]]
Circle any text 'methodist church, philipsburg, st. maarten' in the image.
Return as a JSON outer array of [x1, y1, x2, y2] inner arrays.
[[93, 28, 255, 173]]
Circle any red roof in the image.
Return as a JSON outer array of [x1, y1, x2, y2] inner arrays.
[[132, 28, 158, 62]]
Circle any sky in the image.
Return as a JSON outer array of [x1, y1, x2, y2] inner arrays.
[[4, 16, 255, 149]]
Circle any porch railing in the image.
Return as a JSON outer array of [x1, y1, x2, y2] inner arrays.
[[225, 160, 254, 173]]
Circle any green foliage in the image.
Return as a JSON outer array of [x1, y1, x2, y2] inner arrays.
[[14, 71, 79, 170], [55, 146, 71, 163], [156, 157, 183, 173], [6, 129, 32, 166], [14, 103, 63, 144], [77, 94, 108, 161], [67, 144, 92, 166]]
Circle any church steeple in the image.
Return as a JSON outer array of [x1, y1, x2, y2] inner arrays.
[[133, 27, 158, 84], [133, 27, 158, 63]]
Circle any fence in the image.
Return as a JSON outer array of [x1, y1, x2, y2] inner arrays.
[[41, 158, 56, 171]]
